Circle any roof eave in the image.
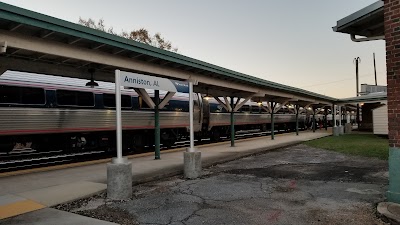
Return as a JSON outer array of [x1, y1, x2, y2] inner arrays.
[[333, 1, 384, 37]]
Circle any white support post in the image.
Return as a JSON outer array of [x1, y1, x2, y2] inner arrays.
[[108, 69, 132, 200], [333, 105, 337, 127], [339, 105, 344, 135], [347, 111, 351, 123], [187, 81, 195, 152], [183, 80, 200, 179], [115, 70, 123, 162]]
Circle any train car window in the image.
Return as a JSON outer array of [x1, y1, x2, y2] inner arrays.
[[240, 105, 250, 112], [251, 106, 261, 113], [138, 96, 151, 109], [56, 90, 94, 107], [103, 94, 132, 108], [0, 85, 19, 103], [21, 87, 45, 104], [169, 100, 189, 112], [0, 85, 45, 105]]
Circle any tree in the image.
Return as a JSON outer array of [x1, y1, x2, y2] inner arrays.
[[78, 17, 178, 52]]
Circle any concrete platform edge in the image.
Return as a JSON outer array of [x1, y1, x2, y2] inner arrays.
[[377, 202, 400, 225], [132, 138, 324, 185]]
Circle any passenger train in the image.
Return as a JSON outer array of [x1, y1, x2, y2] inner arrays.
[[0, 71, 309, 153]]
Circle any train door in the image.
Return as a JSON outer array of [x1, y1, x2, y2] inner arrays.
[[200, 95, 210, 132]]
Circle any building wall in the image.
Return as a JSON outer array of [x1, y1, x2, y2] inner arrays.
[[373, 104, 388, 135], [360, 103, 384, 131], [384, 0, 400, 203], [384, 0, 400, 147]]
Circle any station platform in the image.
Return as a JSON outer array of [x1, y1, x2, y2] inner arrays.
[[0, 130, 331, 224]]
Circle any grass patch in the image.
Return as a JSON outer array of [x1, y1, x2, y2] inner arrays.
[[305, 134, 388, 160]]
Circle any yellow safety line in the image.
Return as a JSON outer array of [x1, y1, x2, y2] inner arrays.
[[0, 199, 45, 219]]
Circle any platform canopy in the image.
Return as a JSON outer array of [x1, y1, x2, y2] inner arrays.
[[338, 92, 387, 105], [0, 2, 338, 106], [333, 1, 384, 38]]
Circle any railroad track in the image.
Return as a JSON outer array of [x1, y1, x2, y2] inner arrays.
[[0, 150, 105, 173]]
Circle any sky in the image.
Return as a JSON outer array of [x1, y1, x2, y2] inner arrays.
[[1, 0, 387, 98]]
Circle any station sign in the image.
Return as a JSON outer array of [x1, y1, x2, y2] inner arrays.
[[120, 71, 189, 93]]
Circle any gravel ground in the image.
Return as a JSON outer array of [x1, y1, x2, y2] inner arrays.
[[55, 144, 389, 225]]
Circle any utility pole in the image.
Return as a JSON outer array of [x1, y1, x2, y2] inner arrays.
[[354, 57, 361, 130], [373, 53, 377, 86]]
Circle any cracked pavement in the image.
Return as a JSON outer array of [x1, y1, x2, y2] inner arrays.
[[55, 144, 389, 225]]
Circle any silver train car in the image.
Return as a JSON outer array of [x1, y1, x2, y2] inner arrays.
[[0, 71, 306, 153]]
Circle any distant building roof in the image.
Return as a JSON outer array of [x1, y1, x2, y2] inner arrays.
[[338, 92, 387, 104]]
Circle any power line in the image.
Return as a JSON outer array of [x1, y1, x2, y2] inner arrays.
[[299, 73, 381, 88]]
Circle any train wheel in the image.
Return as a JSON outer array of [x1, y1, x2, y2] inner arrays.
[[132, 134, 147, 152], [161, 131, 176, 148], [0, 143, 14, 154], [210, 129, 221, 142], [261, 124, 267, 132]]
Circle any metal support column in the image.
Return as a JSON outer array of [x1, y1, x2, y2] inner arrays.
[[324, 108, 328, 131], [312, 108, 316, 133], [354, 57, 361, 130], [333, 104, 337, 128], [333, 104, 340, 136], [230, 97, 235, 147], [154, 90, 160, 159], [295, 104, 299, 136], [271, 102, 275, 140]]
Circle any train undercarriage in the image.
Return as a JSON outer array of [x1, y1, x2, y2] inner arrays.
[[0, 120, 306, 154]]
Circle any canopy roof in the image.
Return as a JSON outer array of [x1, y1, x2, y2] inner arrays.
[[0, 2, 337, 104], [333, 1, 384, 37]]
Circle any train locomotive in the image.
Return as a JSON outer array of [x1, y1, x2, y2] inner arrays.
[[0, 71, 308, 153]]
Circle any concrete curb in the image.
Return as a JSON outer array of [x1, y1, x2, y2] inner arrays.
[[377, 202, 400, 225]]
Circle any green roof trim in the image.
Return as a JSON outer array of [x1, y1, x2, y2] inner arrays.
[[0, 2, 337, 101], [337, 93, 387, 104]]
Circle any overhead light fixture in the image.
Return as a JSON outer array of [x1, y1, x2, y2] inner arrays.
[[86, 68, 99, 88], [204, 88, 212, 101]]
